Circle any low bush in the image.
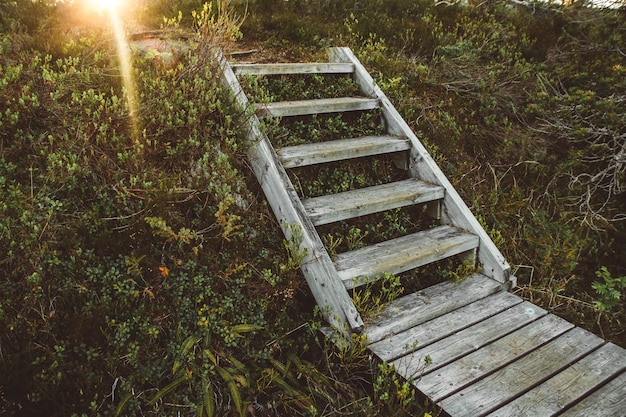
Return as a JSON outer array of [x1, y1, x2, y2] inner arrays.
[[2, 0, 625, 415], [0, 1, 305, 415]]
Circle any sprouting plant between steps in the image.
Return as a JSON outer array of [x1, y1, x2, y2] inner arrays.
[[352, 273, 404, 318]]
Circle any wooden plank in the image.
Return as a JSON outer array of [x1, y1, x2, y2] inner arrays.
[[232, 62, 355, 75], [559, 370, 626, 417], [417, 314, 575, 403], [364, 273, 502, 345], [486, 343, 626, 417], [369, 291, 523, 362], [438, 327, 605, 417], [303, 178, 444, 226], [392, 301, 548, 383], [278, 135, 410, 168], [329, 47, 512, 286], [335, 225, 479, 289], [219, 54, 364, 335], [255, 97, 379, 118]]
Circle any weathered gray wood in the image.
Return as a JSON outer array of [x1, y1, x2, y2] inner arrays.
[[392, 300, 548, 384], [232, 62, 355, 75], [559, 370, 626, 417], [439, 327, 605, 417], [303, 178, 444, 226], [335, 225, 479, 289], [329, 47, 512, 286], [364, 273, 502, 345], [369, 291, 523, 362], [255, 97, 379, 118], [417, 314, 575, 403], [277, 135, 410, 168], [220, 56, 364, 335], [486, 343, 626, 417]]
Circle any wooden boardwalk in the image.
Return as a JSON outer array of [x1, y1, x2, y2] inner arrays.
[[221, 47, 626, 416]]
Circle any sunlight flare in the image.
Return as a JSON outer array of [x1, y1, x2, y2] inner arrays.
[[91, 0, 121, 11], [97, 1, 141, 143]]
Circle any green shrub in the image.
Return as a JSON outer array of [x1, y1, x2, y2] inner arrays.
[[0, 2, 301, 415], [593, 266, 626, 312]]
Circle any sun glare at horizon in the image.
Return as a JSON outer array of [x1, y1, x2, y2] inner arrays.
[[91, 0, 120, 11]]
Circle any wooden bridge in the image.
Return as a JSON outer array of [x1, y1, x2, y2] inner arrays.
[[221, 47, 626, 416]]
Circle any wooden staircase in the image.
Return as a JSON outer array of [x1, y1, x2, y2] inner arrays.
[[221, 48, 626, 416]]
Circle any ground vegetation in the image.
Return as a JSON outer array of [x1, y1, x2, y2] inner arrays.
[[0, 0, 624, 415]]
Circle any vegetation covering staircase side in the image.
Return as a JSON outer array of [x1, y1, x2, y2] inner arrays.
[[221, 47, 515, 337]]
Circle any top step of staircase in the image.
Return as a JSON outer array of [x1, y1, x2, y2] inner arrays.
[[232, 62, 355, 75]]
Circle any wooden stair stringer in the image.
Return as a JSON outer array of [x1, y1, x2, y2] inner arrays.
[[329, 47, 513, 287], [220, 56, 364, 335]]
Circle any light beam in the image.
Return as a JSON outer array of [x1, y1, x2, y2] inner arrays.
[[93, 0, 141, 144]]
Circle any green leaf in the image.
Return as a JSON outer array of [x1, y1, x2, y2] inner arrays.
[[147, 375, 188, 405], [200, 380, 215, 417], [173, 335, 198, 375], [231, 324, 263, 334], [215, 365, 247, 417], [114, 393, 133, 417], [204, 348, 217, 365]]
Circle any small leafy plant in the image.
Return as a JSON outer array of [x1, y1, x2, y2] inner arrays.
[[592, 266, 626, 312]]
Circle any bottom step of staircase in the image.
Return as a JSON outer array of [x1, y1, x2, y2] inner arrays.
[[337, 274, 626, 417]]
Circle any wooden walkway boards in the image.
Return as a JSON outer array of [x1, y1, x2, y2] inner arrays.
[[221, 47, 626, 416], [365, 273, 626, 416]]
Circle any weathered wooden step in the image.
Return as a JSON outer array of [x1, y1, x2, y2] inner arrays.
[[303, 178, 444, 226], [369, 291, 525, 362], [255, 97, 379, 118], [559, 369, 626, 417], [278, 135, 410, 169], [486, 343, 626, 417], [335, 225, 479, 290], [391, 300, 548, 378], [415, 313, 575, 403], [232, 62, 354, 75], [438, 327, 605, 417], [363, 273, 502, 344]]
